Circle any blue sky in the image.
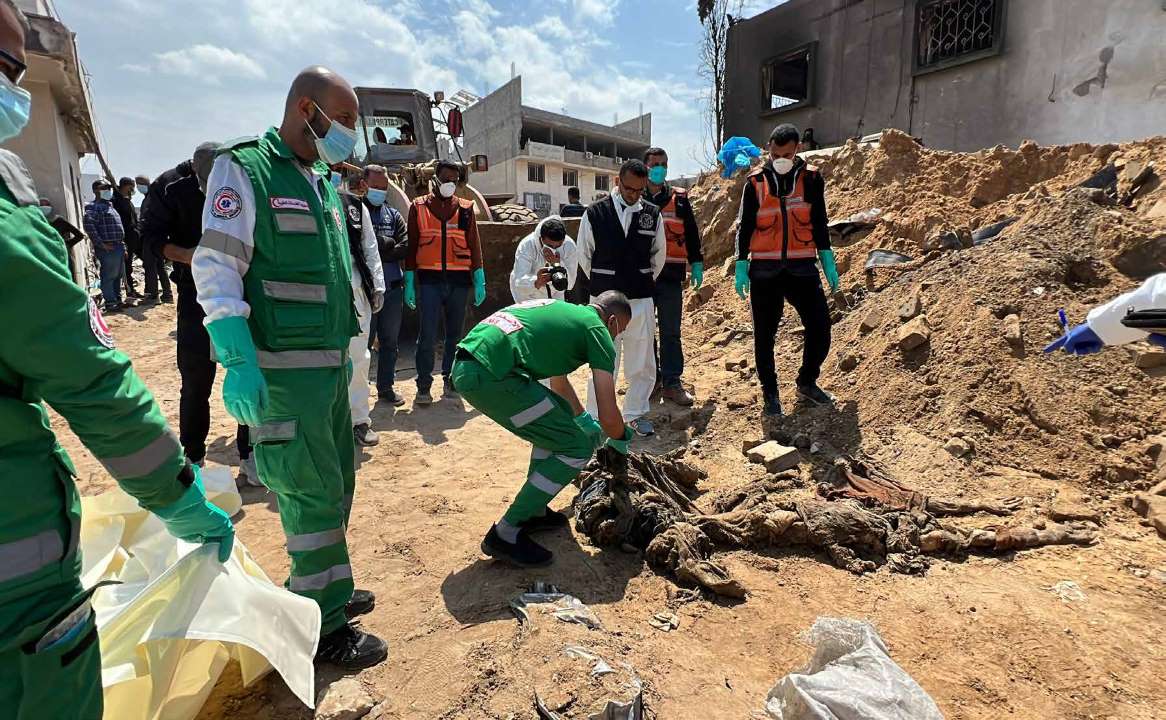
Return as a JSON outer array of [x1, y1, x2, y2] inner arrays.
[[59, 0, 774, 182]]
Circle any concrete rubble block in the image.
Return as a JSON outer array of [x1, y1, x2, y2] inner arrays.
[[897, 315, 932, 352], [944, 437, 971, 458], [1003, 313, 1023, 348], [1133, 350, 1166, 370], [838, 353, 860, 372], [1131, 493, 1166, 539], [686, 284, 716, 311], [741, 438, 766, 454], [859, 306, 885, 334], [316, 678, 377, 720], [746, 441, 802, 473], [898, 288, 922, 322]]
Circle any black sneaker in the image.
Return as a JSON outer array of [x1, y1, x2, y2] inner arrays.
[[481, 525, 553, 567], [316, 623, 388, 670], [104, 302, 124, 314], [442, 375, 459, 397], [796, 383, 835, 406], [143, 292, 159, 303], [763, 394, 783, 417], [378, 388, 406, 407], [520, 508, 570, 534], [160, 294, 174, 303], [345, 589, 375, 618]]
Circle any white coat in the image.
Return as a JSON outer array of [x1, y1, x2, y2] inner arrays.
[[509, 215, 579, 303], [1086, 272, 1166, 346]]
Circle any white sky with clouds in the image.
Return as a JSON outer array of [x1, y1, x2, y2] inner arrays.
[[57, 0, 778, 182]]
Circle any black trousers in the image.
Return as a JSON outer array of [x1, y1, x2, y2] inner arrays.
[[749, 272, 831, 398], [176, 284, 250, 462], [143, 253, 172, 298]]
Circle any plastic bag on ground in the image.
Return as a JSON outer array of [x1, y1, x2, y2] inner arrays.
[[718, 137, 762, 178], [763, 617, 943, 720], [83, 465, 321, 719], [511, 586, 602, 629]]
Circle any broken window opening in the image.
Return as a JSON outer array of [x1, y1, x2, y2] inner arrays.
[[760, 43, 815, 114]]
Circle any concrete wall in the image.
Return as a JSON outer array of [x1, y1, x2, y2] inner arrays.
[[726, 0, 1166, 151], [464, 76, 523, 171]]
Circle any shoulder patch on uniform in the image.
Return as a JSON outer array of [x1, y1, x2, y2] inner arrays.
[[638, 212, 656, 230], [87, 297, 115, 349], [270, 196, 310, 211], [482, 310, 524, 334], [211, 187, 242, 219], [331, 207, 343, 230], [347, 205, 362, 223]]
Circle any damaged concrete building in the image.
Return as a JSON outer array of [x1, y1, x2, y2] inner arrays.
[[724, 0, 1166, 150]]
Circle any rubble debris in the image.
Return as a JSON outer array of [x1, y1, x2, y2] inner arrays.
[[647, 612, 680, 632], [859, 306, 885, 334], [1077, 163, 1118, 193], [971, 217, 1018, 245], [1130, 479, 1166, 538], [747, 441, 802, 473], [1133, 350, 1166, 370], [898, 288, 922, 321], [315, 678, 377, 720], [864, 249, 913, 269], [574, 452, 1094, 598], [944, 437, 971, 458], [923, 228, 963, 252], [838, 353, 860, 372], [897, 315, 932, 351], [686, 284, 715, 311], [1003, 313, 1024, 349], [534, 647, 645, 720], [512, 584, 602, 629], [1047, 580, 1087, 603], [761, 617, 943, 720]]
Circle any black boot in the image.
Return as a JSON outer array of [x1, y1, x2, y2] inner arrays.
[[763, 393, 783, 417], [481, 525, 553, 567], [345, 589, 375, 618], [520, 508, 571, 534], [316, 623, 388, 670], [796, 383, 835, 406]]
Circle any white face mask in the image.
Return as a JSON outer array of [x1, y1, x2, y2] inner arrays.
[[438, 181, 456, 198], [772, 157, 794, 175]]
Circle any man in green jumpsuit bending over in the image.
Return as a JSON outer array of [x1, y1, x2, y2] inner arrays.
[[0, 3, 234, 715], [452, 291, 635, 566], [191, 66, 387, 669]]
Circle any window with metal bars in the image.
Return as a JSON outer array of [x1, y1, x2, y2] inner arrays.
[[562, 169, 578, 186], [527, 162, 545, 183], [914, 0, 1006, 75]]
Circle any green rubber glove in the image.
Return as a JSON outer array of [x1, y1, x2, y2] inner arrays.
[[472, 267, 486, 307], [734, 260, 750, 300], [818, 249, 841, 293], [404, 271, 416, 310], [153, 465, 235, 562], [690, 261, 704, 290], [206, 316, 268, 428], [606, 425, 635, 455], [574, 411, 604, 450]]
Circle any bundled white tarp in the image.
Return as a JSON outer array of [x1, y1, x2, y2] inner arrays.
[[81, 466, 319, 719], [763, 617, 943, 720]]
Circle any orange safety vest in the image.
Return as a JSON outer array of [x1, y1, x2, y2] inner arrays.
[[414, 196, 475, 272], [660, 187, 689, 265], [748, 166, 817, 261]]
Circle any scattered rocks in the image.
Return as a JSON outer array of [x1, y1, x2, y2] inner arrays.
[[316, 678, 377, 720], [1131, 492, 1166, 538], [859, 306, 885, 334], [898, 288, 922, 321], [746, 441, 802, 473], [897, 315, 932, 351], [1002, 314, 1023, 349], [838, 353, 860, 372], [1133, 350, 1166, 370], [741, 438, 765, 454], [944, 437, 971, 458], [686, 284, 716, 311], [724, 354, 749, 371]]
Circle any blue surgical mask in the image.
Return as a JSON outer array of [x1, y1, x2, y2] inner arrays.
[[648, 165, 667, 184], [308, 102, 358, 165], [0, 73, 31, 143], [99, 189, 113, 201], [366, 188, 387, 206], [137, 183, 149, 195], [330, 171, 342, 189]]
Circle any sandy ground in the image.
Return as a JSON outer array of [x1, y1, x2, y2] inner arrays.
[[56, 298, 1166, 720]]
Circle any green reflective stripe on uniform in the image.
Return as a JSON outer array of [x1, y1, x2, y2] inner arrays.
[[262, 280, 327, 303], [527, 471, 562, 495], [98, 430, 181, 479], [257, 349, 345, 369], [254, 419, 296, 443], [510, 397, 554, 427], [201, 229, 253, 263], [286, 528, 345, 552], [0, 529, 65, 583], [274, 212, 317, 234], [289, 563, 352, 591]]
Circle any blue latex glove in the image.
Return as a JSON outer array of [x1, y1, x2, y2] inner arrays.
[[472, 267, 486, 307], [1044, 323, 1105, 355], [404, 271, 416, 310], [1149, 333, 1166, 348], [574, 411, 604, 450], [734, 260, 750, 300], [205, 316, 268, 427], [606, 425, 634, 455], [690, 261, 704, 290], [818, 249, 841, 293], [717, 137, 762, 178], [153, 466, 235, 562]]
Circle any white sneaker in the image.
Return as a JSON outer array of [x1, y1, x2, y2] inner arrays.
[[238, 455, 263, 487]]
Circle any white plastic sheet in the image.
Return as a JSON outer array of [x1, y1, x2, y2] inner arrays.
[[763, 617, 943, 720], [81, 466, 320, 719]]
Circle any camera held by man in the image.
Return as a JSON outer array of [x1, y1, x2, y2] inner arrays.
[[510, 216, 579, 303]]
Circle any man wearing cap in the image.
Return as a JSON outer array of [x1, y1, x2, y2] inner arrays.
[[142, 143, 255, 484], [82, 177, 126, 312], [192, 66, 387, 669]]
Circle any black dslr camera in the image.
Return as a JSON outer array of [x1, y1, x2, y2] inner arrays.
[[547, 264, 569, 292]]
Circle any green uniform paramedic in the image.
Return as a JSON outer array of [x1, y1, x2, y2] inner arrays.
[[0, 3, 234, 715], [452, 292, 635, 566], [190, 66, 387, 670]]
